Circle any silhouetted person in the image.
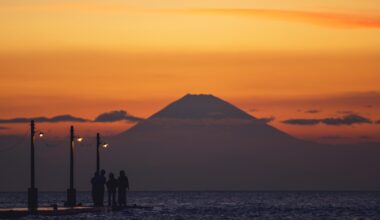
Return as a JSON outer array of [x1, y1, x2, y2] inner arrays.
[[91, 170, 107, 207], [117, 170, 129, 207], [106, 173, 118, 207], [90, 171, 100, 206], [99, 169, 106, 206]]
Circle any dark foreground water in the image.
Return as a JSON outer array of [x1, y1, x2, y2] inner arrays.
[[1, 191, 380, 219]]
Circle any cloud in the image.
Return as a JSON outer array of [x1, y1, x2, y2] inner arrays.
[[0, 115, 89, 123], [49, 115, 88, 122], [282, 119, 320, 126], [305, 110, 320, 114], [282, 114, 372, 126], [336, 110, 356, 115], [0, 111, 144, 124], [258, 116, 275, 123], [376, 120, 380, 124], [321, 114, 372, 126], [94, 110, 143, 123], [0, 126, 8, 130], [180, 8, 380, 29]]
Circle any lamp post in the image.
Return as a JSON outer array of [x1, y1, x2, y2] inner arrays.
[[28, 120, 44, 212], [28, 120, 37, 212], [96, 133, 109, 174], [66, 126, 83, 207]]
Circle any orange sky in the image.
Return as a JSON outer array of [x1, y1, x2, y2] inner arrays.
[[0, 0, 379, 143]]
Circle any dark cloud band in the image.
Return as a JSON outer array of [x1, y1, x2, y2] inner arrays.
[[321, 114, 371, 125], [0, 115, 89, 123], [305, 110, 321, 114], [94, 110, 143, 123], [282, 114, 372, 126], [0, 110, 144, 124], [258, 117, 275, 123], [282, 119, 320, 125]]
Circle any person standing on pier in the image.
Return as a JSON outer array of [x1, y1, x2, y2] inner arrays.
[[91, 170, 106, 207], [91, 171, 100, 207], [106, 173, 118, 207], [117, 170, 129, 207]]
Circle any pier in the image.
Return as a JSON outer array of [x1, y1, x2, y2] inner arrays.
[[0, 205, 152, 219]]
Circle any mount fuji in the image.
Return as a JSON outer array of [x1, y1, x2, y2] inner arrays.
[[106, 94, 380, 190]]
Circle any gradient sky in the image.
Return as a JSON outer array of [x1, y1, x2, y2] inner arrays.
[[0, 0, 380, 143]]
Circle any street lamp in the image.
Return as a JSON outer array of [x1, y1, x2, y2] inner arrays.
[[28, 120, 44, 212], [96, 133, 109, 174], [65, 126, 84, 207]]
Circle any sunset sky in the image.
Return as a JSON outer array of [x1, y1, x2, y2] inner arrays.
[[0, 0, 380, 143]]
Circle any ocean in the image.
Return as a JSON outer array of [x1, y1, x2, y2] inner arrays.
[[1, 191, 380, 219]]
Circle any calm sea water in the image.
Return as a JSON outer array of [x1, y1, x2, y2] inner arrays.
[[1, 191, 380, 219]]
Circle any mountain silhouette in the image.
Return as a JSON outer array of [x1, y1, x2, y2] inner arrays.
[[108, 94, 380, 190], [118, 94, 296, 143]]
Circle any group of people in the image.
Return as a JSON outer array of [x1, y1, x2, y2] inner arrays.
[[91, 169, 129, 207]]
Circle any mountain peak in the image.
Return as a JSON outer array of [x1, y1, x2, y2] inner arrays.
[[150, 94, 255, 120], [183, 93, 215, 98]]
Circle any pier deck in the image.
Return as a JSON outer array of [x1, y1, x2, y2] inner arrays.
[[0, 205, 151, 219]]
